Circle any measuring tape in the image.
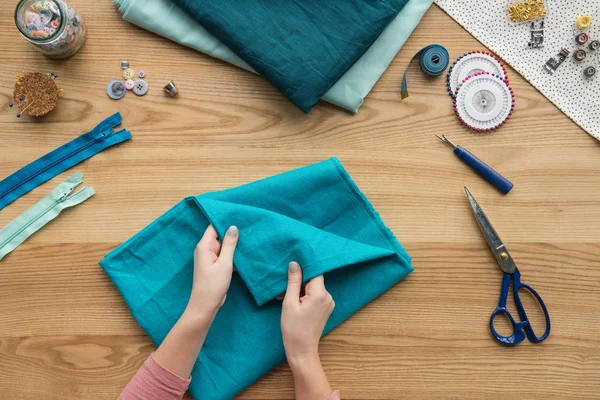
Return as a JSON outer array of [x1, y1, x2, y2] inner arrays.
[[401, 44, 449, 99]]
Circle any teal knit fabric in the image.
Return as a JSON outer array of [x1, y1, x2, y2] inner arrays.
[[99, 158, 413, 400], [170, 0, 408, 113]]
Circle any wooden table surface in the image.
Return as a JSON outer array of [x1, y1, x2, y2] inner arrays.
[[1, 2, 599, 399]]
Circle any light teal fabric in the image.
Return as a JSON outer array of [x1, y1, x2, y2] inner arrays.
[[113, 0, 433, 113], [99, 158, 413, 399], [0, 172, 94, 261]]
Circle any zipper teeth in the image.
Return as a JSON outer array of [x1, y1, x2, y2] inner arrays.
[[0, 132, 107, 200], [0, 187, 92, 250], [0, 197, 63, 249]]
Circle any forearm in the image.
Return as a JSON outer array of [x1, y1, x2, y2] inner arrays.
[[288, 353, 333, 400], [154, 307, 215, 379]]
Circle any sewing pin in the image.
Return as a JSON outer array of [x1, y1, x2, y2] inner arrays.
[[436, 135, 514, 194], [17, 101, 36, 118]]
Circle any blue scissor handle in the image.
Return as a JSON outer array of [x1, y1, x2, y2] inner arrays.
[[489, 268, 550, 345], [513, 270, 551, 343], [490, 272, 528, 345]]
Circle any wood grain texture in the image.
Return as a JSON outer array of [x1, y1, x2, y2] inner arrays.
[[0, 2, 599, 399]]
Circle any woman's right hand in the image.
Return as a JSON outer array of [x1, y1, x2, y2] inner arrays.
[[281, 262, 335, 364]]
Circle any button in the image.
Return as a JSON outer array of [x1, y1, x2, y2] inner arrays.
[[121, 61, 129, 70], [125, 79, 135, 90], [138, 70, 145, 78], [49, 2, 60, 14], [107, 80, 127, 100], [123, 68, 135, 80], [133, 79, 149, 96], [589, 40, 600, 51], [40, 10, 53, 24]]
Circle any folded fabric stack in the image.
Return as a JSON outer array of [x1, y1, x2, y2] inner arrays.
[[113, 0, 433, 113]]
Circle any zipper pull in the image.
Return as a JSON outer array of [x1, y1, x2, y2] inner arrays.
[[94, 131, 109, 142]]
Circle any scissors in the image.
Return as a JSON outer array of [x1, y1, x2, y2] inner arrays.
[[465, 187, 551, 345]]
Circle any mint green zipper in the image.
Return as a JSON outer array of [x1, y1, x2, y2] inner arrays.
[[0, 172, 95, 261]]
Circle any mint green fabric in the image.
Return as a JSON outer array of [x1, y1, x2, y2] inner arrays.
[[99, 158, 413, 399], [112, 0, 433, 113], [0, 172, 94, 261]]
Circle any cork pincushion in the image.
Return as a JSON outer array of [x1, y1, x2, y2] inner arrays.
[[13, 72, 60, 117]]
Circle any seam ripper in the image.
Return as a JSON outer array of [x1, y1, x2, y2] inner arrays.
[[436, 135, 513, 194]]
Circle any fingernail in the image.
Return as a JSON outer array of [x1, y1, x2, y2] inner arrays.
[[289, 261, 299, 273], [227, 226, 238, 237]]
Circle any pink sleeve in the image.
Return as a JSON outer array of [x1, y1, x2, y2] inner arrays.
[[119, 353, 191, 400], [326, 390, 341, 400]]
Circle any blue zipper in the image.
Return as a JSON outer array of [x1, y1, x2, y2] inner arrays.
[[0, 132, 107, 200], [0, 113, 131, 211]]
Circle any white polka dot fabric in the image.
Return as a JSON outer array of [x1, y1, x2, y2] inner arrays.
[[435, 0, 600, 140]]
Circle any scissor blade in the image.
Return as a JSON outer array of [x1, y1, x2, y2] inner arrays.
[[464, 187, 516, 274]]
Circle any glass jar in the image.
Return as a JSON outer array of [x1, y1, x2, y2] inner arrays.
[[14, 0, 86, 59]]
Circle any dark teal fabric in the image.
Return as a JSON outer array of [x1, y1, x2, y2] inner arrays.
[[99, 158, 413, 400], [170, 0, 408, 113]]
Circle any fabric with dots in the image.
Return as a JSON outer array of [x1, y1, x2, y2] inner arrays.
[[436, 0, 600, 140]]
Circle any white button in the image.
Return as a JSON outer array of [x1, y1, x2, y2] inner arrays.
[[133, 79, 149, 96]]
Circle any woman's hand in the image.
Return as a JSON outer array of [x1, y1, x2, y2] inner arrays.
[[153, 224, 238, 380], [186, 224, 239, 320], [281, 262, 335, 361], [281, 262, 335, 400]]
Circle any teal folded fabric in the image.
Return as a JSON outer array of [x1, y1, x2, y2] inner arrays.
[[113, 0, 433, 113], [169, 0, 406, 113], [100, 158, 413, 400]]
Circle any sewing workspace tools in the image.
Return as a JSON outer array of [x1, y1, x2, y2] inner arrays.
[[164, 81, 179, 96], [465, 187, 551, 345], [507, 0, 546, 23], [453, 73, 514, 132], [447, 51, 508, 99], [584, 66, 596, 78], [544, 48, 570, 74], [401, 44, 449, 99], [14, 0, 86, 59], [0, 113, 130, 211], [528, 21, 544, 49], [106, 62, 149, 100], [573, 48, 587, 62], [437, 136, 513, 194], [0, 172, 94, 261], [12, 72, 64, 118], [576, 15, 592, 30]]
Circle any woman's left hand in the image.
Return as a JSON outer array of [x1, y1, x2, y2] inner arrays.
[[186, 224, 239, 319]]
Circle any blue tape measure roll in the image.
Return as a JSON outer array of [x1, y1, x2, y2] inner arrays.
[[401, 44, 450, 99]]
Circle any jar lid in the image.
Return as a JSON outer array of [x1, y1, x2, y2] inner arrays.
[[15, 0, 66, 43]]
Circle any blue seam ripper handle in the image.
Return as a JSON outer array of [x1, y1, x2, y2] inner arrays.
[[454, 146, 513, 194]]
